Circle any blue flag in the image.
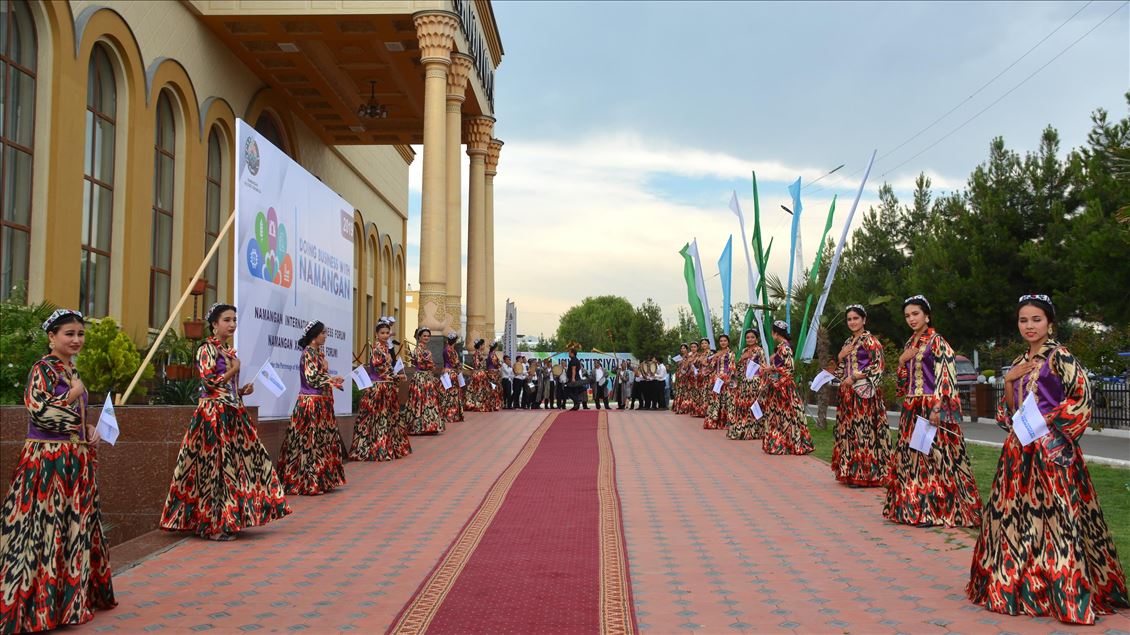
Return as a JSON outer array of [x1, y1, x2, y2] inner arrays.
[[718, 235, 733, 336], [785, 177, 805, 328]]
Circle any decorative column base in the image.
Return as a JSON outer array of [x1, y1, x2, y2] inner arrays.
[[418, 285, 448, 332]]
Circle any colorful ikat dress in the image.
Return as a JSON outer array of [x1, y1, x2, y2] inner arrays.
[[0, 356, 116, 632], [728, 345, 767, 440], [406, 348, 445, 435], [485, 352, 503, 411], [831, 332, 891, 486], [349, 340, 411, 461], [883, 327, 981, 527], [704, 349, 736, 429], [278, 345, 347, 495], [161, 338, 291, 535], [760, 343, 815, 455], [464, 350, 492, 412], [967, 340, 1128, 624], [440, 344, 464, 422]]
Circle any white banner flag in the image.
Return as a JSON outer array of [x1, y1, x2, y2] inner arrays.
[[730, 192, 770, 354], [688, 239, 716, 350], [96, 393, 120, 446], [801, 150, 877, 360], [351, 365, 373, 390], [256, 360, 287, 397]]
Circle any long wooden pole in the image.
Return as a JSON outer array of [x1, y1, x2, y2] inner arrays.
[[118, 210, 238, 405]]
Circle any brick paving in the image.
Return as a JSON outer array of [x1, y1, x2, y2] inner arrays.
[[610, 409, 1130, 635], [84, 408, 1130, 634]]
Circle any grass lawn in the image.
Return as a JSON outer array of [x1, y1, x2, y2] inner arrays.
[[806, 419, 1130, 574]]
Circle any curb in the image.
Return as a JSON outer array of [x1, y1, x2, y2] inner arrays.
[[962, 438, 1130, 469]]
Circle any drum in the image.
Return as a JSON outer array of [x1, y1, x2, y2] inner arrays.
[[551, 363, 563, 377], [514, 361, 526, 375]]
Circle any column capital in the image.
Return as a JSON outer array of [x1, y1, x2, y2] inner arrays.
[[413, 11, 459, 64], [485, 138, 503, 176], [447, 53, 474, 101], [465, 116, 495, 156]]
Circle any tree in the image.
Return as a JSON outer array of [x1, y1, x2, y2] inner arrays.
[[628, 298, 671, 361], [555, 295, 635, 350]]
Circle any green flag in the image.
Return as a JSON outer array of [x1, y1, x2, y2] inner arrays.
[[735, 306, 755, 356], [679, 243, 708, 340]]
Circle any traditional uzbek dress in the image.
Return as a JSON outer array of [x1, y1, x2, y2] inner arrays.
[[761, 343, 815, 455], [831, 332, 891, 486], [690, 353, 709, 418], [883, 327, 981, 527], [161, 338, 291, 534], [464, 350, 491, 412], [704, 349, 735, 430], [0, 356, 116, 632], [485, 353, 503, 411], [672, 357, 692, 414], [278, 346, 347, 495], [406, 348, 445, 435], [967, 340, 1128, 623], [440, 345, 464, 422], [728, 345, 767, 440], [349, 340, 410, 461]]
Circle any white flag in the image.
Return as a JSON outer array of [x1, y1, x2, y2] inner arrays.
[[440, 373, 453, 391], [1012, 392, 1050, 446], [96, 393, 120, 446], [458, 373, 466, 388], [393, 359, 405, 375], [751, 400, 764, 420], [351, 365, 373, 390], [909, 416, 937, 454], [731, 191, 770, 354], [810, 369, 836, 392], [256, 360, 287, 397], [745, 360, 761, 380], [712, 378, 723, 394], [688, 239, 716, 350]]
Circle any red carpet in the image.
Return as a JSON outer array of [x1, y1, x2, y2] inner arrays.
[[389, 410, 635, 634]]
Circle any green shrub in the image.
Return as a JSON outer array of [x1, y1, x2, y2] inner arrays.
[[0, 294, 55, 405], [151, 377, 202, 405], [75, 318, 155, 401]]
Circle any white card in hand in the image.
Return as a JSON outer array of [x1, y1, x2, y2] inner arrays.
[[751, 400, 763, 420], [96, 393, 120, 446], [810, 370, 836, 392], [458, 373, 466, 388], [745, 361, 760, 380], [351, 366, 373, 390], [909, 415, 937, 454], [440, 373, 453, 390], [1012, 392, 1050, 446], [673, 354, 683, 363], [392, 359, 405, 375], [712, 378, 724, 394]]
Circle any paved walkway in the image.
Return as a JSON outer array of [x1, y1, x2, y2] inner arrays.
[[93, 409, 1129, 634]]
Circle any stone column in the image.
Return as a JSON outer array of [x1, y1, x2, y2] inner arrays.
[[484, 139, 503, 340], [464, 116, 494, 345], [444, 53, 474, 333], [412, 11, 459, 332]]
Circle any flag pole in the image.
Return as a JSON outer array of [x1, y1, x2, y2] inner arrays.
[[118, 209, 238, 405]]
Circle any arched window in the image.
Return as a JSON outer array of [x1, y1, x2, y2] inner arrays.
[[254, 111, 288, 155], [81, 45, 116, 317], [203, 127, 223, 308], [150, 91, 175, 327], [1, 0, 37, 301]]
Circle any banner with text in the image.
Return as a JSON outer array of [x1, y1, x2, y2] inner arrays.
[[233, 119, 354, 418]]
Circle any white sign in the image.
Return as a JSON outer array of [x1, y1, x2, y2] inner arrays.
[[745, 360, 761, 380], [810, 370, 836, 392], [1012, 392, 1050, 446], [458, 373, 466, 388], [751, 401, 763, 420], [910, 415, 937, 454], [440, 373, 453, 391], [256, 360, 287, 398], [351, 366, 373, 390], [712, 378, 724, 394], [96, 393, 120, 446], [234, 120, 354, 418], [673, 354, 683, 363]]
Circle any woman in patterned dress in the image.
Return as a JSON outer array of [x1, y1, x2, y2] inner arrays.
[[883, 295, 981, 527], [968, 294, 1127, 624], [406, 328, 445, 435], [440, 333, 464, 422], [161, 304, 290, 540], [761, 321, 815, 455], [464, 339, 491, 412], [671, 343, 691, 414], [349, 317, 411, 461], [729, 329, 767, 440], [704, 334, 735, 430], [830, 305, 891, 487], [485, 342, 503, 411], [691, 340, 710, 418], [278, 321, 347, 495], [0, 310, 116, 632]]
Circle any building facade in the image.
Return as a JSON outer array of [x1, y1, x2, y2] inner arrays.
[[1, 0, 502, 357]]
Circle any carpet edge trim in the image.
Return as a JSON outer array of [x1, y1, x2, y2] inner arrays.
[[598, 410, 637, 635]]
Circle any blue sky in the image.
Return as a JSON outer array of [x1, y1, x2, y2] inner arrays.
[[405, 0, 1130, 339]]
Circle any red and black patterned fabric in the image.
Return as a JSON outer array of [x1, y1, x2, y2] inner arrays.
[[728, 346, 767, 440], [1, 356, 116, 632], [967, 341, 1128, 623], [704, 350, 735, 430], [440, 344, 464, 422], [831, 332, 891, 486], [760, 343, 814, 455], [884, 328, 981, 527], [406, 348, 445, 435], [349, 340, 411, 461], [278, 346, 347, 495], [465, 350, 496, 412]]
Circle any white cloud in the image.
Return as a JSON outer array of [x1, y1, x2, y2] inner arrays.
[[405, 133, 957, 338]]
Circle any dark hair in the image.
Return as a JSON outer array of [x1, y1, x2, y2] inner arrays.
[[45, 313, 85, 353], [771, 322, 790, 340], [845, 305, 867, 320], [699, 338, 709, 345], [1017, 298, 1056, 324], [718, 334, 730, 345], [207, 304, 237, 331], [415, 327, 431, 339], [743, 328, 759, 340], [375, 321, 392, 333], [679, 343, 689, 352], [902, 296, 932, 322], [298, 321, 325, 348], [474, 338, 485, 349]]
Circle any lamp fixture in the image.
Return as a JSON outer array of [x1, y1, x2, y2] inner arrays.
[[357, 81, 389, 119]]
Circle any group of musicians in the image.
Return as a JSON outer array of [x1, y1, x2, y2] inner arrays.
[[497, 351, 670, 411]]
